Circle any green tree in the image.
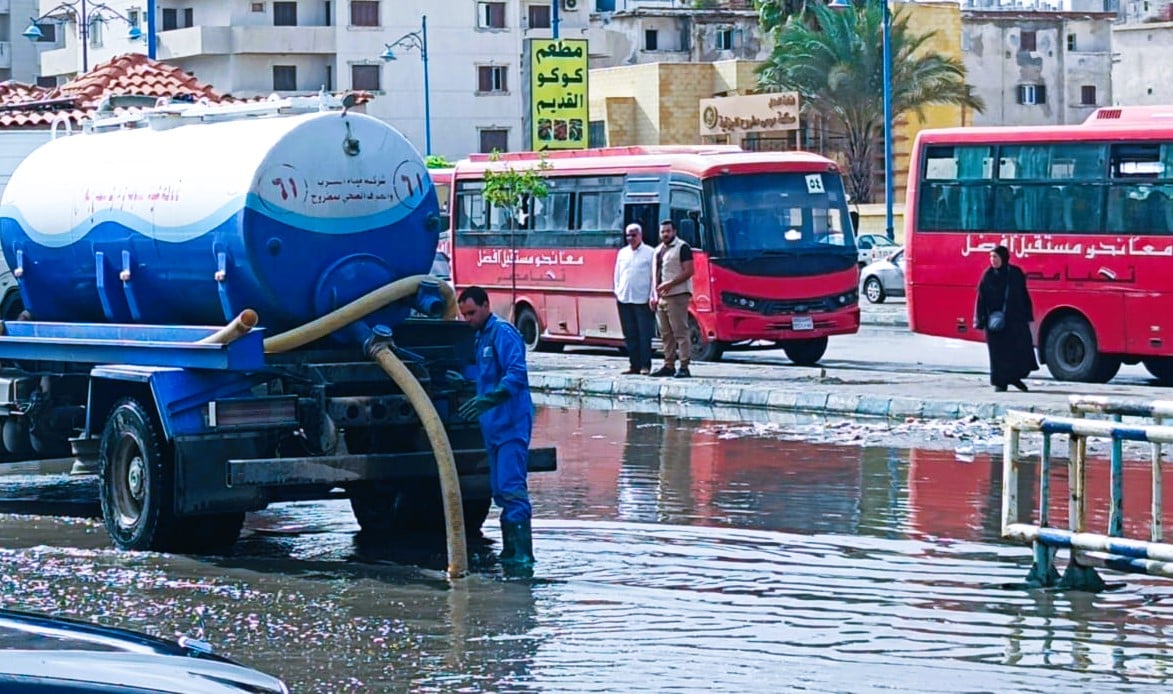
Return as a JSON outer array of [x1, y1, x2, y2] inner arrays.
[[481, 151, 551, 319], [756, 2, 983, 203], [425, 154, 454, 169]]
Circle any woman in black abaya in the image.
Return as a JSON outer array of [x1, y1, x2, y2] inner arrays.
[[974, 245, 1038, 392]]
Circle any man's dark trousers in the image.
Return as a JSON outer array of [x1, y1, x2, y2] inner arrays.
[[617, 301, 655, 371]]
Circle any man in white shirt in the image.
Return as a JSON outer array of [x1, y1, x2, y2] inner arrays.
[[613, 223, 656, 375]]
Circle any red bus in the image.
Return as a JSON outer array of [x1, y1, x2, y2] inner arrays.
[[905, 106, 1173, 384], [446, 146, 861, 364]]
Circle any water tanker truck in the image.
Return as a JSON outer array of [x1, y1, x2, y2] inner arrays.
[[0, 95, 554, 558]]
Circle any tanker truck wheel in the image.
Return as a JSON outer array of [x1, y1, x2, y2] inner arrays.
[[99, 397, 182, 553], [99, 398, 243, 554], [350, 480, 491, 541]]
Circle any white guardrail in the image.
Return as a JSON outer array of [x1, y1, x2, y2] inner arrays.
[[1002, 396, 1173, 591]]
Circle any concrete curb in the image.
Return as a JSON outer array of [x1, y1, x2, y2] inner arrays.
[[528, 372, 1023, 422]]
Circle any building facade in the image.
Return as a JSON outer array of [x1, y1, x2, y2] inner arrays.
[[3, 0, 52, 84], [28, 0, 592, 159], [961, 8, 1115, 125], [586, 0, 765, 68]]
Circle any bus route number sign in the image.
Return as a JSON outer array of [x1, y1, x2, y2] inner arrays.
[[805, 174, 825, 195]]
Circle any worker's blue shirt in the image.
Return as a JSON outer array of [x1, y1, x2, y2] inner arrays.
[[473, 313, 533, 448]]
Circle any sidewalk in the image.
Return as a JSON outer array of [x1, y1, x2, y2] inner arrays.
[[526, 350, 1167, 423], [860, 300, 908, 328]]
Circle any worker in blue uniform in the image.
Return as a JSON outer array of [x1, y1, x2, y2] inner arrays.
[[457, 286, 535, 566]]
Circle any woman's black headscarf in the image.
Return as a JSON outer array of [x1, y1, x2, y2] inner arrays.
[[992, 245, 1010, 267]]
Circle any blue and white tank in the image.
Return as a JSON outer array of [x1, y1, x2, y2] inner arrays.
[[0, 106, 440, 341]]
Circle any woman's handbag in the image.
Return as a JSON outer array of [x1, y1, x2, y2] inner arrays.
[[986, 283, 1010, 333], [987, 310, 1006, 333]]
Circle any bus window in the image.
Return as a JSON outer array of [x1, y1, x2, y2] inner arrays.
[[531, 192, 571, 231], [705, 172, 853, 254], [917, 145, 994, 231], [456, 189, 487, 231], [669, 187, 702, 248]]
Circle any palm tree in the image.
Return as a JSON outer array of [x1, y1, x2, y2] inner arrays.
[[757, 1, 984, 203]]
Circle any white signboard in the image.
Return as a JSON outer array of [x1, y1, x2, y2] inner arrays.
[[699, 92, 800, 136]]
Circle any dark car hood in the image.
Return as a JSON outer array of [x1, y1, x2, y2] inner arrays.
[[0, 652, 288, 693]]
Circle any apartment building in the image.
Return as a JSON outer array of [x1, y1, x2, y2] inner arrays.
[[1, 0, 53, 84], [28, 0, 590, 159], [961, 3, 1115, 125]]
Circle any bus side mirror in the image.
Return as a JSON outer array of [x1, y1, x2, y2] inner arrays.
[[849, 210, 860, 232]]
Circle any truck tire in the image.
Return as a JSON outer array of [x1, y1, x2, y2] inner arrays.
[[100, 398, 179, 552], [99, 398, 243, 554], [784, 336, 829, 366], [0, 288, 23, 322], [688, 316, 724, 362], [350, 480, 491, 540], [1044, 316, 1119, 383]]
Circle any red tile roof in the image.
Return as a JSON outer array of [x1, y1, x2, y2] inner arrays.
[[0, 53, 373, 130]]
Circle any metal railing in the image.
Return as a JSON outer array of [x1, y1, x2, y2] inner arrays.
[[1001, 396, 1173, 591]]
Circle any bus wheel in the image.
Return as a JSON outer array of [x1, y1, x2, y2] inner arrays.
[[688, 316, 724, 362], [784, 336, 828, 366], [1044, 316, 1118, 383], [514, 306, 563, 353], [1143, 357, 1173, 385]]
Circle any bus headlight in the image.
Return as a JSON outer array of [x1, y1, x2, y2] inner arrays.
[[721, 292, 758, 310], [836, 289, 858, 305]]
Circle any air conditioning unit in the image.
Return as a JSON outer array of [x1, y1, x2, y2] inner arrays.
[[562, 0, 580, 11]]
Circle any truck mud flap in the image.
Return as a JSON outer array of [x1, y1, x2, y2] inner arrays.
[[228, 446, 557, 487]]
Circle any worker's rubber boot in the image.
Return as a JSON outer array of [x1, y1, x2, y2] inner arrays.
[[500, 519, 535, 567], [498, 517, 517, 563]]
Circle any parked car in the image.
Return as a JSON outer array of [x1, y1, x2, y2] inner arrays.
[[860, 248, 906, 304], [856, 233, 898, 268], [0, 608, 288, 693]]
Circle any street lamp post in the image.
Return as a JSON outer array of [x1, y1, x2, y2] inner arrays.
[[381, 15, 431, 156], [881, 0, 894, 241], [22, 0, 148, 73]]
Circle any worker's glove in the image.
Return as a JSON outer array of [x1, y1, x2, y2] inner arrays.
[[458, 388, 510, 421], [445, 370, 477, 395]]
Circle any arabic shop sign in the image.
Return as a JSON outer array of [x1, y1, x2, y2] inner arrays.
[[699, 92, 800, 136], [528, 38, 589, 150]]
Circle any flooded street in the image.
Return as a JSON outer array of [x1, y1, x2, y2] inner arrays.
[[2, 399, 1173, 692]]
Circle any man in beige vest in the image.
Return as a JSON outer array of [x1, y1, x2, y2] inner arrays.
[[650, 219, 695, 378]]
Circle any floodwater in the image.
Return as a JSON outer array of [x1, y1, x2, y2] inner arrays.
[[1, 399, 1173, 693]]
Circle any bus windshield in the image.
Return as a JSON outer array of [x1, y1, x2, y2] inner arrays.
[[706, 172, 856, 256]]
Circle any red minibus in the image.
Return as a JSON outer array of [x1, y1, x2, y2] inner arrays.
[[905, 106, 1173, 383], [446, 146, 861, 364]]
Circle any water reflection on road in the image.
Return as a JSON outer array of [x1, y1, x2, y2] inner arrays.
[[0, 400, 1172, 692]]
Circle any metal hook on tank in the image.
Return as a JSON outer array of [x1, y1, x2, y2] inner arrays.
[[342, 121, 360, 156]]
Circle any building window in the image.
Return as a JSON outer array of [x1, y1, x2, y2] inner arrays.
[[352, 64, 381, 91], [36, 76, 57, 88], [1020, 30, 1036, 51], [325, 65, 333, 91], [479, 128, 509, 153], [527, 3, 551, 29], [128, 9, 140, 27], [273, 1, 298, 25], [273, 65, 297, 91], [184, 8, 194, 27], [1081, 85, 1097, 106], [588, 120, 606, 148], [251, 2, 265, 11], [1017, 83, 1047, 105], [325, 1, 332, 26], [162, 8, 177, 30], [1067, 33, 1077, 51], [645, 29, 658, 51], [478, 2, 506, 29], [715, 28, 734, 50], [477, 65, 508, 93], [350, 0, 379, 26]]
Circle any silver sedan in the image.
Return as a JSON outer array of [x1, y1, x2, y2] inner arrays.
[[860, 247, 905, 304]]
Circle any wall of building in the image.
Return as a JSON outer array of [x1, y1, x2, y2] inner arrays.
[[1112, 22, 1173, 105], [962, 11, 1113, 126], [589, 10, 766, 68]]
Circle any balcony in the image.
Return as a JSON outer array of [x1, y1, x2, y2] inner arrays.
[[158, 26, 336, 60]]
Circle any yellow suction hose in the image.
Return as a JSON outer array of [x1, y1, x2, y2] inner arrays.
[[260, 274, 467, 579]]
